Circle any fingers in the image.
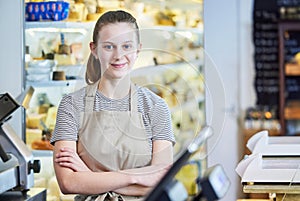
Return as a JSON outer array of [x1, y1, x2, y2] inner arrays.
[[55, 147, 77, 166], [54, 154, 76, 168], [55, 147, 77, 160], [59, 147, 74, 152], [56, 147, 75, 156], [55, 154, 73, 163], [54, 147, 91, 172], [56, 161, 76, 170]]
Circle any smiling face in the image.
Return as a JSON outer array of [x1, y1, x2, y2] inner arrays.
[[91, 22, 141, 81]]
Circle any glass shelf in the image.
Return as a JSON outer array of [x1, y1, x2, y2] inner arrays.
[[32, 149, 53, 157], [25, 21, 96, 30], [26, 79, 84, 88]]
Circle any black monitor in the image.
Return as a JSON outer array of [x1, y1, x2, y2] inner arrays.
[[144, 126, 213, 201], [0, 93, 20, 124]]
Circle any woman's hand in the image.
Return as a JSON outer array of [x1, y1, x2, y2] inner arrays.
[[121, 163, 171, 187], [55, 147, 91, 172], [114, 184, 151, 196]]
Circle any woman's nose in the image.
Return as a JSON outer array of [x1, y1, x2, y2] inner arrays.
[[113, 46, 124, 59]]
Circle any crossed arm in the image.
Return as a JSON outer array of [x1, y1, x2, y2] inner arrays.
[[53, 139, 173, 196]]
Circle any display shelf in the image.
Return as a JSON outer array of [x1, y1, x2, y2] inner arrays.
[[284, 109, 300, 119], [284, 101, 300, 119], [32, 149, 53, 157], [141, 25, 203, 34], [132, 59, 202, 75], [285, 63, 300, 75], [137, 0, 203, 8], [25, 21, 203, 49], [25, 20, 96, 30], [170, 94, 204, 113], [26, 21, 203, 34], [23, 2, 205, 199], [26, 78, 84, 88], [278, 22, 300, 134]]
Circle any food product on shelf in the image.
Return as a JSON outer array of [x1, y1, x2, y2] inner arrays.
[[26, 128, 43, 148], [26, 113, 47, 129], [45, 106, 58, 131], [68, 0, 87, 21], [31, 135, 54, 150], [25, 1, 70, 21], [54, 54, 77, 66], [26, 59, 56, 82], [52, 71, 66, 81]]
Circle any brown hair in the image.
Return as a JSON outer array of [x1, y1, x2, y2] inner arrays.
[[85, 10, 140, 85]]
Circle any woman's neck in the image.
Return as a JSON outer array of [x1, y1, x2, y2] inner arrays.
[[97, 77, 131, 99]]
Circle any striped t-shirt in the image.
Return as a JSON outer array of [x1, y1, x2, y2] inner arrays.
[[50, 85, 175, 150]]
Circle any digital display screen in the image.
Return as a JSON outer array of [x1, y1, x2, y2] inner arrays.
[[0, 93, 19, 123]]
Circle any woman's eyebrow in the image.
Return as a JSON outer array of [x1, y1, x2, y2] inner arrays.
[[100, 40, 134, 44], [100, 41, 113, 44]]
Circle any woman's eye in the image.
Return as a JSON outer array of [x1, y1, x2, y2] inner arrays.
[[122, 44, 133, 50], [103, 44, 114, 50]]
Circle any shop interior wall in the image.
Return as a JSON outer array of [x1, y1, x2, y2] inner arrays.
[[0, 0, 24, 137], [204, 0, 255, 200]]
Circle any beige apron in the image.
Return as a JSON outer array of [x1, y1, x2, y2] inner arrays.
[[75, 82, 152, 201]]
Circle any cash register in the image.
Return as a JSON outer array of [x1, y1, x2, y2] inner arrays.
[[0, 89, 46, 201]]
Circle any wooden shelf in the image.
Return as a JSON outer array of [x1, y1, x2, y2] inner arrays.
[[285, 63, 300, 75], [284, 101, 300, 119], [284, 110, 300, 119], [244, 183, 300, 200], [278, 22, 300, 134]]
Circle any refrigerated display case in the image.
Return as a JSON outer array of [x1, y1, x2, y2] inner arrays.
[[23, 0, 205, 199]]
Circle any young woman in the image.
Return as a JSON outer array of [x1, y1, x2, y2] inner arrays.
[[51, 10, 175, 201]]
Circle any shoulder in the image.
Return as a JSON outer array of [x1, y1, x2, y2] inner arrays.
[[58, 87, 86, 111], [136, 85, 167, 107], [136, 85, 170, 115], [136, 85, 165, 103]]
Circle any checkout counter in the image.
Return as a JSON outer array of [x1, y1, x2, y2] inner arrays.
[[0, 91, 46, 200], [0, 90, 230, 201], [236, 130, 300, 201]]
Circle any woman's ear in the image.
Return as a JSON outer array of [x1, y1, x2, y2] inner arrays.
[[137, 43, 142, 54], [89, 42, 98, 59]]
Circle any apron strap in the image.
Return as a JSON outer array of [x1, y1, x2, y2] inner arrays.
[[130, 83, 138, 115], [84, 81, 99, 113]]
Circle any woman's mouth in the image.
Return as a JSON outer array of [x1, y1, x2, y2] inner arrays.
[[111, 63, 126, 68]]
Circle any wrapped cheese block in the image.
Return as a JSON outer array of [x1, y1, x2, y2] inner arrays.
[[27, 113, 47, 129], [31, 135, 54, 150], [45, 106, 58, 131], [26, 128, 42, 147], [54, 54, 76, 66]]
